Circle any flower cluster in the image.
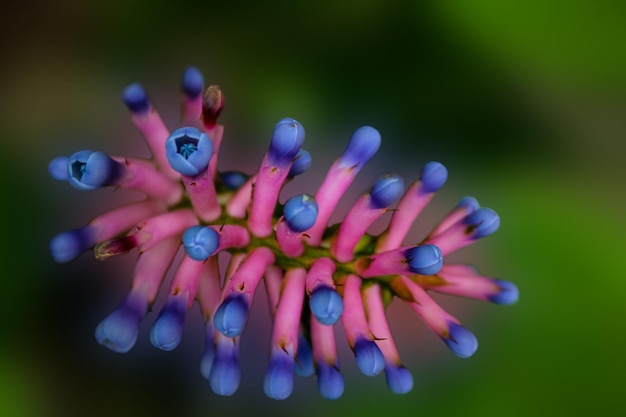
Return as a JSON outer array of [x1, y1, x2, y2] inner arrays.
[[49, 67, 518, 400]]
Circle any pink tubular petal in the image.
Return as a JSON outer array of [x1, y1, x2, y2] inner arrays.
[[420, 264, 503, 302], [226, 175, 254, 219], [340, 274, 374, 347], [305, 257, 336, 294], [222, 247, 275, 300], [195, 256, 222, 320], [131, 237, 181, 304], [362, 283, 401, 364], [129, 108, 179, 179], [131, 209, 198, 252], [248, 156, 292, 237], [311, 312, 340, 366], [264, 265, 284, 315], [355, 246, 411, 278], [275, 217, 305, 258], [271, 268, 306, 351], [182, 169, 221, 222], [90, 199, 167, 244], [111, 156, 183, 204]]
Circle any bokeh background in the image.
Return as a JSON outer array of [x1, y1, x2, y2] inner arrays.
[[2, 1, 625, 416]]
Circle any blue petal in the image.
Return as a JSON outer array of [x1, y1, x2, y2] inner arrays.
[[150, 294, 187, 351], [353, 338, 384, 376], [95, 296, 145, 353], [464, 208, 500, 239], [67, 150, 122, 190], [213, 293, 249, 337], [405, 244, 443, 275], [338, 126, 381, 170], [209, 341, 240, 396], [181, 66, 204, 98], [309, 285, 344, 325], [200, 326, 216, 380], [284, 194, 318, 232], [48, 156, 69, 180], [264, 351, 295, 400], [122, 82, 150, 114], [183, 225, 220, 261], [443, 322, 478, 358], [165, 126, 213, 176], [420, 161, 448, 193], [49, 226, 96, 263], [457, 196, 480, 212], [317, 362, 344, 400], [288, 149, 312, 178], [385, 364, 414, 394], [370, 173, 405, 209], [220, 171, 248, 190], [488, 279, 519, 305], [268, 118, 305, 168], [294, 333, 315, 377]]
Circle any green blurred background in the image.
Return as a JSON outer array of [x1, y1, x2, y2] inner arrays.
[[2, 1, 625, 416]]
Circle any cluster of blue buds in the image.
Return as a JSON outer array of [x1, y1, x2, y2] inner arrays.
[[49, 66, 518, 400]]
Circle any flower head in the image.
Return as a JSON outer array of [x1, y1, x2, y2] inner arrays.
[[49, 67, 518, 399]]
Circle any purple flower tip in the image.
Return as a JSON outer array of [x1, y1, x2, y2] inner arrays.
[[165, 126, 213, 176], [488, 279, 519, 305], [353, 338, 385, 376], [220, 171, 248, 190], [370, 173, 405, 209], [67, 150, 122, 191], [385, 364, 414, 394], [465, 208, 500, 239], [150, 294, 187, 351], [420, 161, 448, 193], [200, 326, 215, 380], [49, 226, 95, 263], [443, 322, 478, 358], [288, 149, 312, 178], [339, 126, 381, 170], [295, 333, 315, 377], [48, 156, 69, 180], [309, 285, 344, 325], [268, 118, 305, 167], [457, 196, 480, 212], [209, 342, 241, 396], [214, 293, 249, 337], [284, 194, 318, 232], [95, 296, 145, 353], [317, 363, 344, 400], [181, 66, 204, 98], [264, 350, 295, 400], [406, 244, 443, 275], [183, 225, 220, 261], [122, 82, 150, 114]]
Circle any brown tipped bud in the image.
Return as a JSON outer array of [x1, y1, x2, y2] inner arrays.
[[202, 85, 225, 128]]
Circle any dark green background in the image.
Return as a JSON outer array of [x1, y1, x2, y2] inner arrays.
[[2, 1, 625, 416]]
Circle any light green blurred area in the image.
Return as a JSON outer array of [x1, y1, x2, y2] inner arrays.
[[2, 1, 625, 416]]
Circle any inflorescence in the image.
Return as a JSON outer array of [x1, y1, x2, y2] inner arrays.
[[49, 66, 518, 400]]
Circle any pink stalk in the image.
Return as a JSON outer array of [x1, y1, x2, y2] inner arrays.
[[420, 264, 503, 301], [355, 246, 413, 278], [307, 163, 359, 246], [271, 268, 306, 352], [181, 168, 221, 222], [131, 209, 198, 252], [206, 124, 224, 178], [89, 199, 167, 243], [422, 221, 475, 255], [129, 108, 179, 179], [195, 256, 222, 320], [427, 203, 476, 239], [331, 194, 386, 262], [110, 156, 183, 204], [377, 181, 435, 252], [275, 217, 305, 258], [340, 274, 374, 348], [305, 257, 337, 294], [182, 95, 203, 124], [167, 255, 206, 308], [264, 265, 284, 315], [130, 237, 181, 305], [311, 312, 339, 366], [226, 175, 254, 218], [248, 155, 293, 237], [221, 247, 275, 302], [362, 283, 402, 364], [207, 225, 250, 252]]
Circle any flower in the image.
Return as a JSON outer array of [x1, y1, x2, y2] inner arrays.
[[49, 66, 518, 400]]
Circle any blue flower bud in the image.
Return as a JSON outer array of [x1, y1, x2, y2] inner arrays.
[[150, 294, 187, 351], [67, 150, 122, 191], [488, 279, 519, 305], [420, 161, 448, 193], [283, 194, 318, 232], [317, 363, 344, 400], [165, 126, 213, 176], [443, 322, 478, 358], [214, 293, 248, 337], [385, 364, 414, 394], [457, 196, 480, 212], [263, 351, 295, 400], [295, 333, 314, 377], [288, 149, 312, 178], [353, 338, 384, 376], [95, 297, 145, 353], [48, 156, 69, 180], [338, 126, 381, 170], [49, 226, 96, 263], [122, 82, 150, 114], [181, 66, 204, 99], [309, 285, 344, 325], [405, 244, 443, 275], [220, 171, 248, 190], [209, 342, 240, 396], [464, 208, 500, 239], [183, 225, 219, 261], [268, 118, 305, 167], [370, 174, 405, 209]]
